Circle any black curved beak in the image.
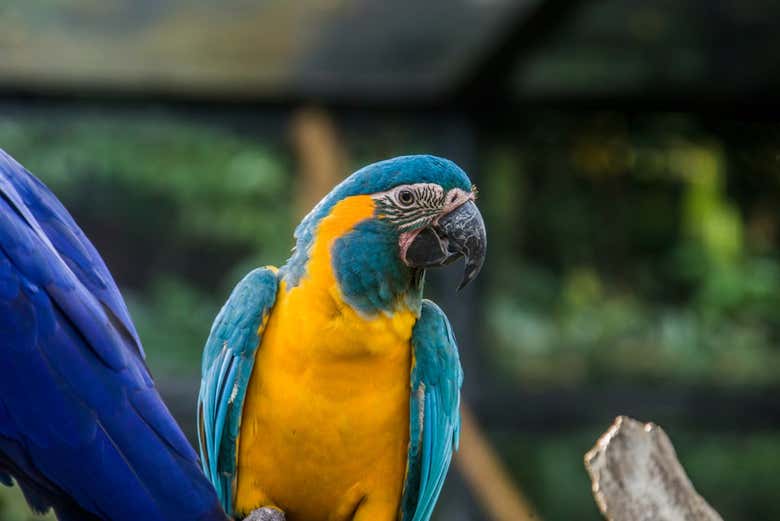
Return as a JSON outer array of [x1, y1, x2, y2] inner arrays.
[[404, 200, 487, 289]]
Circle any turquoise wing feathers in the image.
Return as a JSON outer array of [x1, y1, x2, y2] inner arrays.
[[197, 267, 279, 515], [401, 300, 464, 521]]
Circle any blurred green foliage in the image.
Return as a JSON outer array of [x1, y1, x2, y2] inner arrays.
[[0, 484, 55, 521], [483, 116, 780, 388]]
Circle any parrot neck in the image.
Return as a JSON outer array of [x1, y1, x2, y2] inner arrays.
[[281, 195, 423, 317]]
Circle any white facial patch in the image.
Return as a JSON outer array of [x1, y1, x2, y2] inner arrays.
[[372, 183, 447, 231]]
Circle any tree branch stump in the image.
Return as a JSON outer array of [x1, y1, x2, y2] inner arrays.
[[584, 416, 723, 521], [245, 507, 285, 521]]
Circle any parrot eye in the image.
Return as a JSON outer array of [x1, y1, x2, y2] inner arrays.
[[397, 189, 415, 206]]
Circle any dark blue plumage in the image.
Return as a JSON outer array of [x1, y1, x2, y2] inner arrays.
[[0, 150, 227, 521]]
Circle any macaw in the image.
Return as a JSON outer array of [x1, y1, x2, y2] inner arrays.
[[0, 150, 228, 521], [198, 155, 486, 521]]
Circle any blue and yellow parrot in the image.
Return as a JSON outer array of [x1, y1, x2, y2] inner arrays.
[[0, 150, 227, 521], [198, 155, 487, 521]]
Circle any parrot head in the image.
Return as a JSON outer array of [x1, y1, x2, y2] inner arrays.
[[282, 155, 487, 314]]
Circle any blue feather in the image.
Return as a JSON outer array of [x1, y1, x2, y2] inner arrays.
[[0, 150, 227, 521], [331, 219, 417, 314], [401, 300, 463, 521], [197, 267, 278, 516]]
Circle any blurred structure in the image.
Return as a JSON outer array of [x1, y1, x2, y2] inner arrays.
[[1, 1, 779, 520]]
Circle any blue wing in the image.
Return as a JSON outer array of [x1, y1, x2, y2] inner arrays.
[[401, 300, 464, 521], [197, 267, 278, 515], [0, 150, 227, 521]]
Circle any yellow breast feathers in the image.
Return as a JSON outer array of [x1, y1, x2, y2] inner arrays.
[[235, 194, 416, 521]]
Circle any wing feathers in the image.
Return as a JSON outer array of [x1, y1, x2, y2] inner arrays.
[[401, 300, 463, 521], [197, 267, 279, 515], [0, 150, 226, 521]]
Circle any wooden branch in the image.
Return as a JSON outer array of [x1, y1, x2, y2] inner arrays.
[[245, 507, 285, 521], [584, 416, 723, 521]]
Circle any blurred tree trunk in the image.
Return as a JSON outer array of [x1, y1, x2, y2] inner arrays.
[[456, 405, 540, 521], [290, 107, 347, 220]]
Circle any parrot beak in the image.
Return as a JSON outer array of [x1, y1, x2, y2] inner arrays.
[[403, 200, 487, 289]]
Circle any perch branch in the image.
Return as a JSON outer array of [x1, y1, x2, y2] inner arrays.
[[245, 507, 286, 521], [584, 416, 723, 521]]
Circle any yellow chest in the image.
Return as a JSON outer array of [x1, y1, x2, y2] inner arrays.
[[234, 196, 417, 520]]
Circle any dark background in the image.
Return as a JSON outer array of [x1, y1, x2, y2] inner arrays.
[[1, 1, 780, 519]]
